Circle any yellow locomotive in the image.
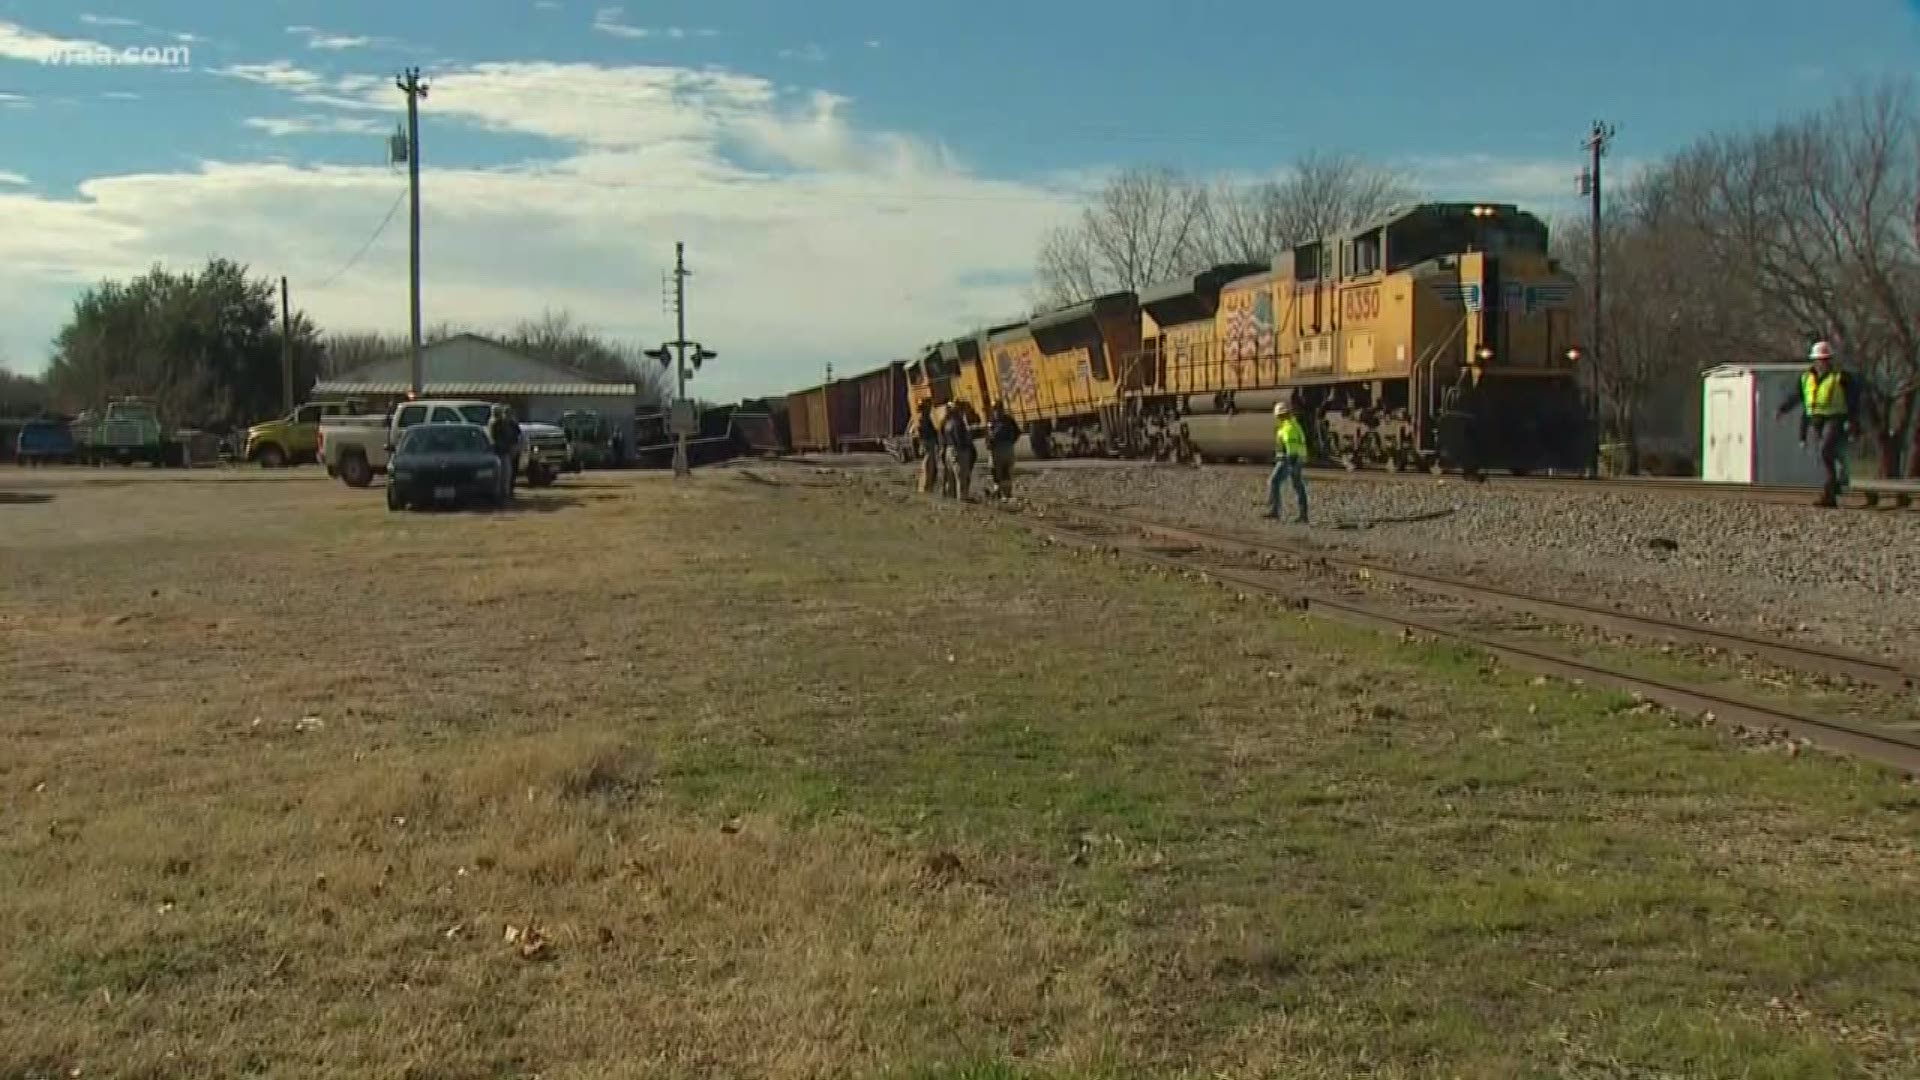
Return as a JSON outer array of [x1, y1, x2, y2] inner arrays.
[[906, 201, 1593, 473]]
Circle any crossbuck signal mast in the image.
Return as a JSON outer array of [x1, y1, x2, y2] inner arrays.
[[643, 242, 717, 479]]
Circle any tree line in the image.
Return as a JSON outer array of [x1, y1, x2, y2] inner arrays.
[[3, 262, 671, 426], [1033, 81, 1920, 474]]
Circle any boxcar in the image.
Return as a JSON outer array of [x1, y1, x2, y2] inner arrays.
[[785, 386, 832, 453], [837, 361, 910, 452]]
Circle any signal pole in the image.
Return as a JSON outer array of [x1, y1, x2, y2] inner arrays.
[[280, 276, 294, 415], [397, 67, 429, 395], [645, 241, 717, 479], [1577, 119, 1616, 476]]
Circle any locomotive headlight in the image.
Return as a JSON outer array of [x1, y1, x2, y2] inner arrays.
[[1475, 345, 1495, 362], [1566, 347, 1584, 363]]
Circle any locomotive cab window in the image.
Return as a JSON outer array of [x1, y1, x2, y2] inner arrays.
[[1345, 231, 1382, 278], [1293, 241, 1322, 282]]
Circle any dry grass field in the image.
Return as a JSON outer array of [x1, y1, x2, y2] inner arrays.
[[2, 465, 1918, 1080]]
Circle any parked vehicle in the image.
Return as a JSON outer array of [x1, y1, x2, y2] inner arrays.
[[15, 417, 77, 465], [68, 398, 210, 467], [319, 399, 572, 489], [386, 423, 504, 511], [245, 399, 366, 467], [560, 410, 624, 469], [520, 421, 572, 486]]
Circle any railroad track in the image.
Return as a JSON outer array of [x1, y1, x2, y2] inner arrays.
[[974, 493, 1920, 773], [1285, 465, 1918, 510], [1052, 503, 1920, 694]]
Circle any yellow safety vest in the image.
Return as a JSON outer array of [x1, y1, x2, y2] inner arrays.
[[1803, 369, 1847, 417], [1275, 416, 1307, 459]]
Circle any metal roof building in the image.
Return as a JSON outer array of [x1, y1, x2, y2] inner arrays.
[[314, 333, 643, 448]]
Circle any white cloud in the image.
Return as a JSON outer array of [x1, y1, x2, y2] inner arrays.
[[866, 40, 881, 49], [1403, 153, 1587, 209], [101, 90, 140, 100], [218, 60, 331, 93], [779, 44, 827, 63], [535, 1, 561, 9], [245, 115, 390, 137], [0, 19, 104, 61], [286, 25, 383, 51], [79, 14, 145, 29], [591, 6, 649, 39], [0, 58, 1076, 399], [0, 171, 27, 186]]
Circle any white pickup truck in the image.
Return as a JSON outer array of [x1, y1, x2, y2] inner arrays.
[[318, 400, 572, 489]]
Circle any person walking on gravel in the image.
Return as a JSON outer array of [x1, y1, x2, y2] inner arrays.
[[1777, 340, 1859, 507], [1265, 399, 1309, 523]]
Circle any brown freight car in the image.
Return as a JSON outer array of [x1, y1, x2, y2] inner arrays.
[[837, 361, 910, 453], [785, 385, 834, 453]]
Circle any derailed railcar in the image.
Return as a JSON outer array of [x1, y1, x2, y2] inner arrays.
[[785, 383, 852, 453], [732, 396, 791, 455]]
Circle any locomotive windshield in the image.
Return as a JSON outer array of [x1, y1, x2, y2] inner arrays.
[[1386, 210, 1548, 271]]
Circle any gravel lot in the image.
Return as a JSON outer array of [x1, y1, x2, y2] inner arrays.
[[1012, 463, 1920, 663]]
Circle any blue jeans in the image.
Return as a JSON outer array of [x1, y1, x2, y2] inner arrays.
[[1268, 455, 1307, 520]]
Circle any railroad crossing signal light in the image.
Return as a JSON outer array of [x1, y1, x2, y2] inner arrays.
[[693, 347, 717, 372], [644, 347, 671, 368], [1566, 346, 1585, 363]]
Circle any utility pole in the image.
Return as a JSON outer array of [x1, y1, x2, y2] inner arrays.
[[644, 241, 717, 479], [1577, 119, 1616, 476], [397, 67, 429, 396], [280, 276, 294, 416]]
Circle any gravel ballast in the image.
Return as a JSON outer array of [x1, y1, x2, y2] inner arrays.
[[1010, 463, 1920, 664]]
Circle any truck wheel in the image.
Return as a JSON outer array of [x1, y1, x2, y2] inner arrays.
[[339, 453, 373, 488], [387, 486, 405, 511], [527, 463, 554, 488], [256, 444, 287, 469]]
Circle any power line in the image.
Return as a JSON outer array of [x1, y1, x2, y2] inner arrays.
[[315, 183, 408, 287]]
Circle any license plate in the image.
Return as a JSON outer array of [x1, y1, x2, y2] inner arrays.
[[434, 486, 455, 500]]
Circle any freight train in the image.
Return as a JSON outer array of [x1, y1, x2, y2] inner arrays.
[[756, 201, 1597, 474]]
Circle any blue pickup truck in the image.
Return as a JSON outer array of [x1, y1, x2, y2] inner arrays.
[[15, 418, 76, 465]]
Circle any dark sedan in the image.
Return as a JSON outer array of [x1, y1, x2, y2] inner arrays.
[[386, 423, 504, 511]]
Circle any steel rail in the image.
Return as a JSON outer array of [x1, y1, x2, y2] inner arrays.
[[1047, 503, 1920, 694], [992, 507, 1920, 774]]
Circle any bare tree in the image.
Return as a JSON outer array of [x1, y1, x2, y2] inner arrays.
[[1034, 167, 1212, 306], [1035, 156, 1420, 306], [1201, 153, 1421, 264]]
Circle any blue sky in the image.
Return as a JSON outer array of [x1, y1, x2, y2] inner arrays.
[[1, 0, 1916, 400]]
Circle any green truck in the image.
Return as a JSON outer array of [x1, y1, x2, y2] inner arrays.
[[560, 409, 625, 469], [70, 399, 188, 466], [244, 399, 367, 467]]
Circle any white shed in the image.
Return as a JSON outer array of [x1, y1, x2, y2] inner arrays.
[[1700, 362, 1824, 486], [313, 333, 642, 449]]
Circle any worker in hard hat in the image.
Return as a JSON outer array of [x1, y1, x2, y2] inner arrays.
[[1776, 340, 1859, 507], [1265, 398, 1309, 523]]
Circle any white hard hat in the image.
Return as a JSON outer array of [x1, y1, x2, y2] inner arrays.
[[1810, 341, 1834, 361]]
